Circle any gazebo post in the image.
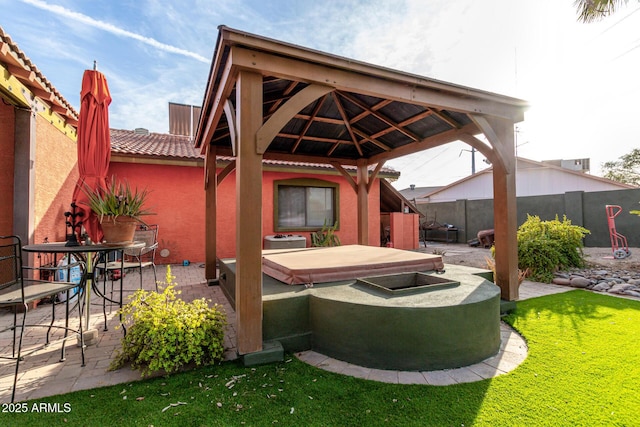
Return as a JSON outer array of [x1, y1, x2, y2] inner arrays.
[[356, 159, 369, 245], [475, 115, 519, 301], [493, 166, 519, 300], [235, 70, 264, 355], [205, 145, 217, 281]]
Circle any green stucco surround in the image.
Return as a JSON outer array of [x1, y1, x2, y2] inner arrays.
[[220, 258, 500, 371]]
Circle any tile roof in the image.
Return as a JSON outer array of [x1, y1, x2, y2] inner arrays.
[[0, 26, 78, 124], [110, 128, 201, 159], [110, 128, 400, 177]]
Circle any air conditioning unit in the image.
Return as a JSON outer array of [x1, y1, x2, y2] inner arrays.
[[560, 158, 590, 172], [264, 234, 307, 249]]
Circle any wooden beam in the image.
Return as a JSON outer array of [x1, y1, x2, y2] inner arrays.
[[267, 80, 299, 115], [0, 63, 33, 107], [217, 159, 237, 184], [292, 94, 327, 153], [471, 114, 515, 173], [197, 57, 237, 154], [352, 128, 392, 152], [235, 70, 264, 355], [230, 46, 526, 121], [6, 64, 35, 82], [294, 114, 345, 125], [475, 115, 518, 301], [223, 99, 237, 156], [331, 92, 363, 156], [369, 122, 480, 164], [356, 159, 369, 245], [430, 108, 462, 129], [337, 91, 421, 142], [195, 32, 231, 150], [397, 110, 434, 127], [277, 132, 352, 145], [457, 133, 498, 166], [367, 161, 385, 193], [205, 145, 218, 280], [330, 161, 357, 192], [256, 82, 333, 154]]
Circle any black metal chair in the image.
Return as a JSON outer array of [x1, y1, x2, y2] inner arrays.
[[0, 235, 86, 402], [123, 224, 158, 290], [99, 224, 159, 291]]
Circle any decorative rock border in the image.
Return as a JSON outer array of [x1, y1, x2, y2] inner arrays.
[[553, 267, 640, 298]]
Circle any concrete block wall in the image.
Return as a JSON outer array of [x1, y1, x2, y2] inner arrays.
[[417, 188, 640, 247]]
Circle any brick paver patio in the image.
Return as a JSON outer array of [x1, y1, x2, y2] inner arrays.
[[0, 263, 236, 403]]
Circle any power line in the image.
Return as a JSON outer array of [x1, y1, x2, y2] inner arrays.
[[598, 5, 640, 37], [612, 38, 640, 61]]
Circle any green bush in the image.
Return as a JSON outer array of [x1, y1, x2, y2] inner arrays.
[[517, 215, 590, 282], [110, 266, 227, 377], [311, 220, 341, 247]]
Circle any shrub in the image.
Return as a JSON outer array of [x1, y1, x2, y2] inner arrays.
[[517, 215, 590, 283], [110, 266, 227, 377], [311, 220, 341, 247]]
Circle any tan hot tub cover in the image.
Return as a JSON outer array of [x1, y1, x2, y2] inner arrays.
[[262, 245, 444, 285]]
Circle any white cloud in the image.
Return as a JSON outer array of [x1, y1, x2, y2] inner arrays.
[[20, 0, 209, 63]]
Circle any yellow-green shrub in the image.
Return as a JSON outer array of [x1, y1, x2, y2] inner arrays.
[[110, 266, 227, 376], [517, 215, 590, 282]]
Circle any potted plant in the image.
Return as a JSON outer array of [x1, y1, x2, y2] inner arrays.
[[84, 177, 152, 243]]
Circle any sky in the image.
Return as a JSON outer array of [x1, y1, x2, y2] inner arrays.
[[2, 0, 639, 190]]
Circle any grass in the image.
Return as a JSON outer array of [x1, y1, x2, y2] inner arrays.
[[3, 290, 640, 426]]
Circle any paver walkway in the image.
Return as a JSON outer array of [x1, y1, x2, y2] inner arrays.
[[0, 259, 597, 402], [0, 264, 236, 403]]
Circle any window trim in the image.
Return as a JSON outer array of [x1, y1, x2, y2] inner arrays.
[[273, 178, 340, 232]]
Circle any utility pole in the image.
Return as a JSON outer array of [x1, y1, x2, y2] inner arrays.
[[471, 147, 476, 174], [460, 147, 476, 174]]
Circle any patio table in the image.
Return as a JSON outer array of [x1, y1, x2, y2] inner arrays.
[[22, 241, 143, 343]]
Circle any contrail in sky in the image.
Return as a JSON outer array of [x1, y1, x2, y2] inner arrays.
[[21, 0, 210, 63]]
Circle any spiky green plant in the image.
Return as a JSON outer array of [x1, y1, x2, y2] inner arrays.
[[311, 220, 341, 247], [84, 176, 152, 222]]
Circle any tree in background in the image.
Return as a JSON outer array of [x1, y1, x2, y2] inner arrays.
[[601, 148, 640, 185], [575, 0, 629, 22]]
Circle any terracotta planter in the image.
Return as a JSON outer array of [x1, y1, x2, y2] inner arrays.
[[100, 216, 138, 244]]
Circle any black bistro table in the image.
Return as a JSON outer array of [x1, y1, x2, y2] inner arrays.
[[22, 241, 143, 340]]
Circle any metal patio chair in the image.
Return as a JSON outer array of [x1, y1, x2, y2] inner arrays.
[[0, 235, 86, 402], [121, 223, 158, 291], [99, 224, 159, 291]]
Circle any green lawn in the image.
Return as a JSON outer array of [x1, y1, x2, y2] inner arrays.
[[3, 290, 639, 426]]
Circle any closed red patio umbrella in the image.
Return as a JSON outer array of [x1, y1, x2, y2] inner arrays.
[[71, 68, 112, 243]]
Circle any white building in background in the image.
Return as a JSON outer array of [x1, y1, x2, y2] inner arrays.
[[410, 157, 635, 203]]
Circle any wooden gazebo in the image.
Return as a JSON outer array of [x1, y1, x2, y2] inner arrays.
[[194, 26, 528, 357]]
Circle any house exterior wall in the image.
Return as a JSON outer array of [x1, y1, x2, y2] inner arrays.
[[426, 168, 630, 202], [427, 173, 494, 202], [0, 104, 77, 243], [216, 169, 381, 259], [33, 114, 79, 245], [108, 162, 205, 265], [0, 101, 15, 236], [387, 212, 419, 249], [517, 168, 625, 196], [108, 161, 383, 264]]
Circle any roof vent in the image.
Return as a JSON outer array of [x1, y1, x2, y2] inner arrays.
[[134, 127, 150, 135], [410, 184, 416, 190]]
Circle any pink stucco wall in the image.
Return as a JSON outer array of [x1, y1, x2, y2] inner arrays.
[[108, 161, 382, 263]]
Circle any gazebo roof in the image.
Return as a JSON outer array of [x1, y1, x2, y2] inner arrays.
[[194, 26, 528, 166]]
